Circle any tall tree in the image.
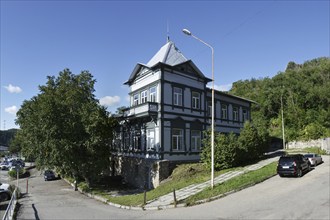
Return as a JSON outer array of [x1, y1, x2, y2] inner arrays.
[[15, 69, 117, 186], [230, 57, 330, 141]]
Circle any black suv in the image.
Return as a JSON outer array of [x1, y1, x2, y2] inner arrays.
[[277, 154, 311, 177]]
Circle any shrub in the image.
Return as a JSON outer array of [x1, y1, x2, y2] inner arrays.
[[201, 121, 268, 170], [8, 168, 29, 179], [201, 131, 240, 171]]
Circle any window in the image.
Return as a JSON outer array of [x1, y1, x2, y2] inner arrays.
[[173, 87, 182, 106], [150, 86, 157, 102], [133, 93, 139, 106], [192, 92, 200, 109], [172, 129, 183, 151], [243, 109, 248, 122], [207, 101, 212, 116], [134, 134, 141, 150], [221, 104, 228, 119], [191, 130, 201, 151], [147, 129, 155, 151], [233, 107, 239, 121], [141, 90, 147, 104]]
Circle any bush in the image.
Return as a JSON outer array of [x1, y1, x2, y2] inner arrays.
[[8, 168, 29, 179], [201, 131, 240, 170], [201, 121, 268, 171]]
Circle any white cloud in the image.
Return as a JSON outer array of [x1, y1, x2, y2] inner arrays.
[[4, 84, 22, 93], [99, 96, 121, 107], [5, 105, 18, 115], [208, 83, 232, 92]]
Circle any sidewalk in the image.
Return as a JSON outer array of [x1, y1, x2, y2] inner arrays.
[[145, 156, 279, 209]]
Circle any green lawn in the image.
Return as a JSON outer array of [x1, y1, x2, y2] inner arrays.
[[103, 163, 239, 207], [183, 161, 278, 206], [75, 160, 277, 207]]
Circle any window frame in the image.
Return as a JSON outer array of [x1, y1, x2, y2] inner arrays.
[[233, 106, 239, 121], [221, 104, 228, 120], [133, 93, 139, 106], [191, 130, 201, 151], [243, 109, 248, 122], [173, 87, 183, 106], [172, 128, 183, 151], [140, 90, 148, 104], [192, 91, 200, 109], [149, 86, 157, 102]]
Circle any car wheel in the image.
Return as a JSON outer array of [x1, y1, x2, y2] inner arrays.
[[297, 168, 302, 177]]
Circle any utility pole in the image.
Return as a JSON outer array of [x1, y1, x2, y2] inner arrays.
[[281, 94, 286, 149]]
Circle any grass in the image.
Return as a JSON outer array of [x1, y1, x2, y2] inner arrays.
[[73, 159, 277, 207], [101, 163, 239, 207], [286, 147, 328, 155], [183, 161, 278, 206]]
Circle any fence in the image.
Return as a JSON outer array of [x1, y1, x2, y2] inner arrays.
[[2, 188, 17, 220], [287, 137, 330, 154]]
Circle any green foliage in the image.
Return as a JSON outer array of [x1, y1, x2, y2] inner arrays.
[[8, 168, 25, 178], [201, 122, 267, 170], [230, 57, 330, 142], [238, 121, 265, 162], [15, 69, 117, 186], [184, 162, 277, 206], [0, 129, 18, 148]]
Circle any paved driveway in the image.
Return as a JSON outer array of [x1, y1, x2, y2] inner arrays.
[[17, 156, 330, 220]]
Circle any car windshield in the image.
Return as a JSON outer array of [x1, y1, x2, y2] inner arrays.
[[45, 170, 53, 174], [279, 157, 296, 163], [304, 154, 314, 158]]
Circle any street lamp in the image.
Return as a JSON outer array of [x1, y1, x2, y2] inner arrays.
[[182, 28, 215, 189], [281, 91, 286, 149]]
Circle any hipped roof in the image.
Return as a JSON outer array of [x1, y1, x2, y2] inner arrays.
[[125, 40, 211, 85]]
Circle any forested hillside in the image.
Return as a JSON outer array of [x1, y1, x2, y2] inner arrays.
[[230, 57, 330, 142], [0, 129, 18, 146]]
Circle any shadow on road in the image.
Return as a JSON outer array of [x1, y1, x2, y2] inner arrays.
[[32, 204, 40, 220]]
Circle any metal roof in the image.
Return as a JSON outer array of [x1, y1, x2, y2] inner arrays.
[[147, 41, 188, 67]]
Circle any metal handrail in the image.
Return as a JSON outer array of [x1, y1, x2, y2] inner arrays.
[[2, 188, 17, 220]]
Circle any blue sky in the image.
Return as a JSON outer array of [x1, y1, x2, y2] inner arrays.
[[1, 0, 329, 130]]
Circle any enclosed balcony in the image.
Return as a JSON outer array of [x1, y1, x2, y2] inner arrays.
[[124, 102, 159, 119]]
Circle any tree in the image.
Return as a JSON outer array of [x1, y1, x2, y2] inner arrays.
[[15, 69, 117, 186], [202, 131, 239, 170], [238, 121, 264, 162], [230, 57, 330, 142]]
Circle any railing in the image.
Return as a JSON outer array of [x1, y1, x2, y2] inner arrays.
[[124, 102, 158, 117], [2, 188, 17, 220]]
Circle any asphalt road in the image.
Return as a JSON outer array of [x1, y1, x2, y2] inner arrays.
[[16, 156, 330, 220]]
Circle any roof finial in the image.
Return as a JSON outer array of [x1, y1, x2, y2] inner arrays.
[[167, 19, 170, 43]]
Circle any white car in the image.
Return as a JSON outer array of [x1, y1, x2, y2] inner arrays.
[[0, 182, 12, 201], [304, 153, 323, 166], [0, 162, 10, 170]]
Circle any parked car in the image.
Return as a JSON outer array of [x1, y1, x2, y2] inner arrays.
[[44, 170, 56, 181], [304, 153, 323, 166], [0, 162, 10, 170], [277, 154, 311, 177], [0, 182, 12, 201]]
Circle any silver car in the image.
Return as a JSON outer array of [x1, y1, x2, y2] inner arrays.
[[304, 153, 323, 166]]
